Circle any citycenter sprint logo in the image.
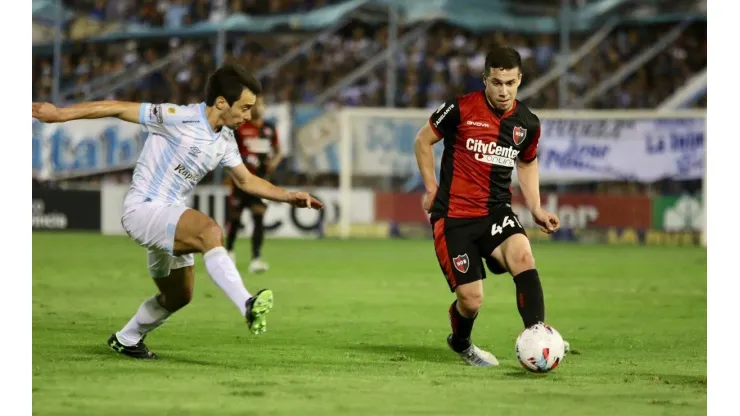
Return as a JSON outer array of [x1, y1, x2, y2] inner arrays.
[[466, 138, 519, 167]]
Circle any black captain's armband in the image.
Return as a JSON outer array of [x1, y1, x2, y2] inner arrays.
[[429, 100, 461, 139]]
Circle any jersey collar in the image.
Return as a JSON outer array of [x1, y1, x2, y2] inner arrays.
[[199, 102, 219, 139], [482, 92, 518, 119]]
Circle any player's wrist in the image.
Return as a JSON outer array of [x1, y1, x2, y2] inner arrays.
[[529, 205, 544, 215], [283, 189, 295, 203], [56, 107, 73, 122]]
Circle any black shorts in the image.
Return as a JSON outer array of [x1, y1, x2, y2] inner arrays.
[[432, 207, 527, 292], [230, 187, 266, 211]]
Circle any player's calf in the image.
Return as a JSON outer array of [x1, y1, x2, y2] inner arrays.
[[225, 205, 243, 254], [449, 282, 483, 353], [153, 265, 195, 313], [447, 283, 499, 367], [248, 206, 268, 273], [498, 234, 545, 329], [250, 212, 265, 258]]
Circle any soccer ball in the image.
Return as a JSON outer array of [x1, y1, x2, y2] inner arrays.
[[515, 323, 565, 373]]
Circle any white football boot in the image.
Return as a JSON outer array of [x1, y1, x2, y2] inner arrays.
[[248, 258, 269, 274], [447, 335, 500, 367]]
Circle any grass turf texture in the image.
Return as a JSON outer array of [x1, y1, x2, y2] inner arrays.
[[33, 233, 707, 415]]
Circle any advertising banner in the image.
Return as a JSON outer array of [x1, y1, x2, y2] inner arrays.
[[374, 190, 701, 246], [374, 192, 652, 229], [535, 118, 706, 183], [101, 185, 374, 239], [32, 118, 147, 180], [32, 186, 101, 231], [33, 104, 292, 179], [293, 108, 705, 185], [651, 194, 703, 232]]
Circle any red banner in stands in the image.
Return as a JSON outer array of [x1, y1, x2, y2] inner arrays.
[[375, 191, 652, 230]]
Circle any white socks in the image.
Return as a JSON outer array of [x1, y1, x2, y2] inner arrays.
[[204, 246, 251, 315], [116, 295, 171, 346]]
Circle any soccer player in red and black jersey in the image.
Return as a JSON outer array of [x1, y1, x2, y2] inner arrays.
[[226, 96, 283, 273], [414, 47, 569, 367]]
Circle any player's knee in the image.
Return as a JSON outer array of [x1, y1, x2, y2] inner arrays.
[[198, 221, 224, 251], [229, 210, 242, 223], [508, 249, 536, 274], [456, 289, 483, 314]]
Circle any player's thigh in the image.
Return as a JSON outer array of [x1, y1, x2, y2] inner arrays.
[[243, 193, 267, 216], [147, 249, 194, 278], [173, 208, 223, 255], [432, 218, 486, 293], [122, 201, 189, 255], [249, 200, 267, 216]]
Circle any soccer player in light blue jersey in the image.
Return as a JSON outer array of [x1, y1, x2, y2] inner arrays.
[[32, 64, 323, 359]]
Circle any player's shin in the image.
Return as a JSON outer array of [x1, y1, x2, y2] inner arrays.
[[448, 300, 476, 352], [251, 214, 264, 259], [116, 295, 171, 346], [204, 247, 252, 315], [513, 269, 545, 328], [225, 219, 240, 252]]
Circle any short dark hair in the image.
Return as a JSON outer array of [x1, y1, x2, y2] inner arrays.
[[205, 63, 262, 106], [484, 47, 522, 75]]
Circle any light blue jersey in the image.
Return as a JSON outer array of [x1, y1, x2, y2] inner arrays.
[[128, 102, 242, 205]]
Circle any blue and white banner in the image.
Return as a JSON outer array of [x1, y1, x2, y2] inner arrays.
[[293, 108, 706, 184], [536, 118, 705, 183], [32, 103, 292, 180], [32, 118, 147, 180]]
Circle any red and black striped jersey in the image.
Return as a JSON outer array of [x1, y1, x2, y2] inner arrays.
[[234, 120, 279, 177], [428, 90, 541, 220]]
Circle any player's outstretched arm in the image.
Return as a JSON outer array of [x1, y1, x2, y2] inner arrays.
[[228, 163, 323, 209], [32, 101, 141, 124], [414, 122, 443, 212]]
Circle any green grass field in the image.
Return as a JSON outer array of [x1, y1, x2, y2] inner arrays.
[[32, 233, 707, 415]]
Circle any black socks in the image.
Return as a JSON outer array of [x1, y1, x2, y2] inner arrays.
[[448, 300, 476, 352], [513, 269, 545, 328]]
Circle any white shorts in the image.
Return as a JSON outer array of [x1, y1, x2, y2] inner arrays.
[[121, 194, 195, 278]]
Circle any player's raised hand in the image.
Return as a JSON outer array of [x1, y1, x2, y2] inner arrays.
[[287, 191, 323, 210], [32, 102, 62, 123], [532, 208, 560, 234]]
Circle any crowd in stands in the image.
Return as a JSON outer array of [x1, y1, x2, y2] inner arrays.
[[62, 0, 346, 25], [34, 1, 707, 110]]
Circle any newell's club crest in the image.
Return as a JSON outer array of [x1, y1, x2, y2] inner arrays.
[[513, 126, 527, 145], [453, 254, 470, 273]]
